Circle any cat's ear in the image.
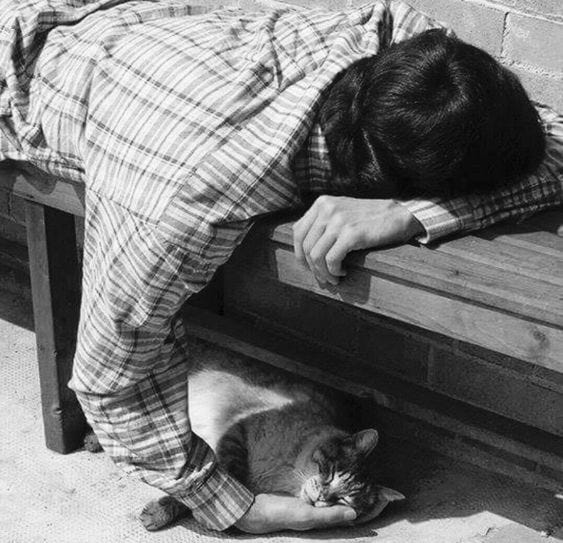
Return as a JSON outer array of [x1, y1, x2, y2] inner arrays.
[[378, 486, 406, 502], [353, 429, 379, 456]]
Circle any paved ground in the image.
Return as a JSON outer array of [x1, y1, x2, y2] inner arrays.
[[0, 286, 562, 543]]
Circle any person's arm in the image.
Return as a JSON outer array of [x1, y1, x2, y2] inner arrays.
[[70, 197, 255, 531], [293, 104, 562, 285], [72, 193, 356, 532]]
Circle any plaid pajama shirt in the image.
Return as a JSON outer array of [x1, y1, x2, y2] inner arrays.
[[1, 0, 562, 530]]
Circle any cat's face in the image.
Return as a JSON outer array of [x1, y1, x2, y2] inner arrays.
[[300, 429, 404, 519]]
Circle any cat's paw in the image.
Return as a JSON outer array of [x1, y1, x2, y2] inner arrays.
[[83, 430, 103, 453], [140, 497, 190, 531]]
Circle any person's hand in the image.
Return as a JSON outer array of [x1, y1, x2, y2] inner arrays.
[[234, 493, 357, 534], [293, 196, 423, 286]]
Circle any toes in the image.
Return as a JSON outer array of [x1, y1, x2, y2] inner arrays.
[[83, 430, 103, 453], [139, 497, 190, 531]]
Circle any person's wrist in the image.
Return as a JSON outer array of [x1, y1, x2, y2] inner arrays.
[[234, 495, 260, 533], [405, 213, 424, 239], [393, 200, 424, 240]]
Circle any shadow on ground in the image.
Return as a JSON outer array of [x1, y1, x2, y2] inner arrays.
[[1, 285, 561, 543]]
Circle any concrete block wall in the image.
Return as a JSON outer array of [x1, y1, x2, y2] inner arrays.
[[269, 0, 563, 110], [221, 268, 563, 489], [0, 199, 25, 246], [400, 0, 562, 110], [0, 190, 30, 298], [223, 269, 563, 439]]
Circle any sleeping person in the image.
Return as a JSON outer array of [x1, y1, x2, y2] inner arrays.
[[0, 0, 560, 534]]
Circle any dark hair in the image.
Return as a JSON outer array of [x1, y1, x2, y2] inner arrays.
[[319, 29, 546, 198]]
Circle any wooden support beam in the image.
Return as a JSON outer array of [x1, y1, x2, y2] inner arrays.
[[25, 202, 87, 453], [0, 162, 85, 217]]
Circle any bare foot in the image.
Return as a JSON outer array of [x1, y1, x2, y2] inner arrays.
[[140, 496, 191, 531], [83, 430, 103, 453]]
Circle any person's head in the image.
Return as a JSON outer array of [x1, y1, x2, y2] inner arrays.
[[319, 29, 546, 198]]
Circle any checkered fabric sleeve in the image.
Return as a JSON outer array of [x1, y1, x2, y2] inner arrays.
[[72, 190, 256, 530]]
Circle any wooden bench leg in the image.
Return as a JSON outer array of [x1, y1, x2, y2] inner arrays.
[[25, 201, 87, 453]]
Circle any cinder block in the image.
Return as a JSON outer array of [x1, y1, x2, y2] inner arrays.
[[286, 293, 361, 352], [375, 406, 562, 491], [224, 269, 290, 318], [356, 316, 429, 382], [0, 218, 28, 246], [429, 348, 563, 436], [0, 188, 10, 222], [457, 339, 563, 390], [486, 0, 563, 20], [0, 262, 31, 298], [508, 64, 563, 111], [393, 0, 506, 55], [504, 13, 563, 73], [0, 188, 26, 225], [224, 270, 361, 354]]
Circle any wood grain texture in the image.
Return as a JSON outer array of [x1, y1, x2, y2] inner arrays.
[[0, 163, 85, 217], [25, 202, 87, 453], [254, 215, 563, 328], [227, 234, 563, 371]]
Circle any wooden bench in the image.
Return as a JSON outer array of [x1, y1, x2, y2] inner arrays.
[[0, 160, 561, 488]]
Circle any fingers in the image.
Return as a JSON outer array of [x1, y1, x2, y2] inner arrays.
[[301, 219, 327, 278], [351, 501, 389, 526], [324, 232, 357, 277], [235, 494, 357, 534], [293, 505, 357, 531], [294, 197, 350, 286], [293, 204, 318, 265], [294, 204, 335, 285], [294, 197, 424, 287], [305, 229, 340, 286]]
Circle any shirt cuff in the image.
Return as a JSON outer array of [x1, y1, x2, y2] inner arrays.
[[175, 465, 254, 531], [400, 199, 464, 244]]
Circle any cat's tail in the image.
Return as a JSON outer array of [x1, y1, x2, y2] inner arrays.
[[139, 496, 191, 531]]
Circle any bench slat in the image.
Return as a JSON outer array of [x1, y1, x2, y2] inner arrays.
[[265, 220, 563, 327], [227, 242, 563, 371], [429, 236, 563, 286], [514, 210, 563, 237], [477, 225, 563, 256], [0, 163, 85, 217]]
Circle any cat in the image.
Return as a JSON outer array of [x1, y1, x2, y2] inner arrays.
[[139, 337, 405, 531]]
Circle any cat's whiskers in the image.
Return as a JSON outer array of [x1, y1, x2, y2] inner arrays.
[[293, 467, 315, 485], [255, 465, 287, 480]]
